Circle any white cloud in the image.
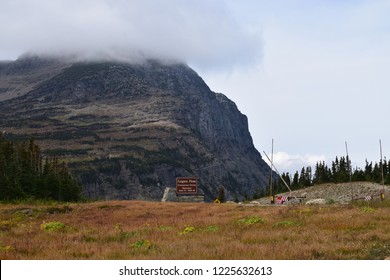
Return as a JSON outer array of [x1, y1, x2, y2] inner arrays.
[[272, 152, 327, 174], [0, 0, 263, 70]]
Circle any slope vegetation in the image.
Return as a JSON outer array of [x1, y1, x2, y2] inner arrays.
[[0, 55, 271, 201], [0, 200, 389, 259]]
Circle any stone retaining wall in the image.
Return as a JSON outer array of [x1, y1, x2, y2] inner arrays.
[[161, 187, 204, 203]]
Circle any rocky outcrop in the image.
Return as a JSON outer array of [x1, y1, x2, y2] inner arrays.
[[161, 188, 204, 203], [254, 182, 390, 205], [0, 55, 272, 201]]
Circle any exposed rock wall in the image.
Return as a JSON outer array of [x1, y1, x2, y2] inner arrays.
[[0, 56, 273, 201]]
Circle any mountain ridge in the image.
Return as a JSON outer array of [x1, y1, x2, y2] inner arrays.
[[0, 55, 272, 201]]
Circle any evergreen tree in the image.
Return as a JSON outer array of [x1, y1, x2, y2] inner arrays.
[[292, 171, 299, 189], [332, 156, 339, 182], [278, 172, 291, 192], [0, 134, 82, 201], [297, 166, 312, 188], [283, 172, 291, 189], [372, 163, 381, 183], [306, 166, 312, 186], [289, 153, 390, 189], [382, 158, 388, 184], [217, 186, 225, 203], [364, 160, 373, 182], [352, 167, 365, 181], [315, 161, 332, 183]]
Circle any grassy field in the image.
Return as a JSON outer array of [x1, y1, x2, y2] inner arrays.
[[1, 200, 389, 260]]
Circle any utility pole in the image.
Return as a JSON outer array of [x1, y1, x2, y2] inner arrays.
[[380, 139, 385, 195], [345, 141, 353, 200], [263, 150, 292, 194], [269, 139, 274, 203]]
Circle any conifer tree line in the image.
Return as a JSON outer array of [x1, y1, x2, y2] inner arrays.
[[275, 155, 390, 193], [0, 133, 82, 201]]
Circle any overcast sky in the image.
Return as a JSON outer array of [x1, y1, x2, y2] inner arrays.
[[1, 0, 389, 174]]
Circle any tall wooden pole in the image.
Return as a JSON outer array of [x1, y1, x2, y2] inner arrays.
[[380, 139, 385, 193], [345, 141, 353, 200], [269, 139, 274, 203], [263, 151, 292, 193]]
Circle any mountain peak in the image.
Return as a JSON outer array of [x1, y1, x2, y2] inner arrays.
[[0, 57, 271, 201]]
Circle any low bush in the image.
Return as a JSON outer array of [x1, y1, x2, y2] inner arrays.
[[40, 221, 66, 231], [237, 216, 264, 225]]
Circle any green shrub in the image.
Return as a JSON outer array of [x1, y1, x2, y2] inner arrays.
[[327, 199, 336, 205], [0, 245, 13, 252], [40, 221, 66, 231], [237, 216, 264, 225], [360, 206, 375, 213], [204, 225, 219, 232], [131, 239, 154, 249], [180, 226, 196, 235], [156, 225, 174, 231]]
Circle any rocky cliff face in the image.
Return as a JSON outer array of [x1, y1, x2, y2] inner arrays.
[[0, 55, 272, 201]]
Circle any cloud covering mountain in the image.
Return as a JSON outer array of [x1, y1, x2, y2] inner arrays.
[[0, 0, 262, 70]]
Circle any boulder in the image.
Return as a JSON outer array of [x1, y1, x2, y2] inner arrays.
[[305, 198, 326, 205]]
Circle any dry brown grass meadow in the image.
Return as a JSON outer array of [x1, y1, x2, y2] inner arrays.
[[1, 199, 390, 260]]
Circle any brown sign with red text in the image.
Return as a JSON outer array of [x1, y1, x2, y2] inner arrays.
[[176, 177, 198, 195]]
